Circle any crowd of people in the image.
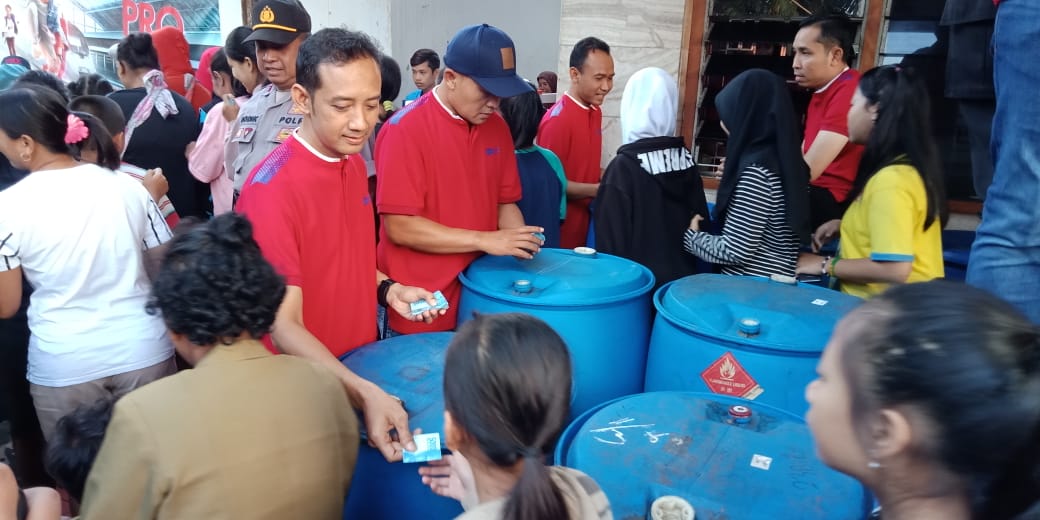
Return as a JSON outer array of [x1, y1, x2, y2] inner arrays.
[[0, 0, 1037, 518]]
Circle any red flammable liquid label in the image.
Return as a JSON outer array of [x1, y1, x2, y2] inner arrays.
[[700, 352, 764, 400]]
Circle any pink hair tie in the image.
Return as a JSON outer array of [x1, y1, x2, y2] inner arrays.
[[64, 113, 90, 145]]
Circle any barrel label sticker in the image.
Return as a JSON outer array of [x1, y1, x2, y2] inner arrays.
[[700, 352, 764, 400], [811, 299, 829, 306], [750, 454, 773, 471]]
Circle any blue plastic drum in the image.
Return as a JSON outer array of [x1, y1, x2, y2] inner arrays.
[[644, 274, 861, 415], [555, 392, 872, 519], [340, 333, 462, 519], [458, 248, 655, 418]]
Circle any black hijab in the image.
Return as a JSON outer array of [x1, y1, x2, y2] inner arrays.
[[713, 69, 810, 244]]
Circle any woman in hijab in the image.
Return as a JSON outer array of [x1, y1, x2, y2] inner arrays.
[[595, 67, 707, 289], [536, 70, 557, 93], [110, 32, 207, 218], [151, 26, 211, 115], [683, 68, 809, 278]]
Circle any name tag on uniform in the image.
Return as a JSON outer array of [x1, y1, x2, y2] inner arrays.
[[233, 125, 256, 142]]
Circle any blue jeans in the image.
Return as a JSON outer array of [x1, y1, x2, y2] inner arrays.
[[376, 305, 404, 340], [967, 0, 1040, 323]]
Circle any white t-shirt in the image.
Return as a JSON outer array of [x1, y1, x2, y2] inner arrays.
[[0, 163, 174, 387]]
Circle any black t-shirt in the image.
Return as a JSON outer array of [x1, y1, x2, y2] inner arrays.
[[109, 87, 210, 218]]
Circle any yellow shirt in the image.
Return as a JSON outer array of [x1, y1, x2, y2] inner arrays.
[[838, 163, 944, 298]]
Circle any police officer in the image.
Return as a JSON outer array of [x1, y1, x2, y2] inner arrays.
[[225, 0, 310, 200]]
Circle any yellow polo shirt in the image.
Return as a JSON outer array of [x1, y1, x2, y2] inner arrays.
[[838, 163, 944, 298]]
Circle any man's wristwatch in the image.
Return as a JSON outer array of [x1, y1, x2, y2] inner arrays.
[[377, 278, 397, 307]]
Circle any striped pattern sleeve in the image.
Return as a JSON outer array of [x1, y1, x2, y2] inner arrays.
[[142, 198, 174, 250], [683, 165, 798, 278], [684, 166, 775, 265]]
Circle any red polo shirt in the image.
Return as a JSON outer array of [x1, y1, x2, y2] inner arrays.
[[804, 68, 865, 203], [237, 133, 377, 357], [376, 89, 522, 334], [538, 93, 603, 248]]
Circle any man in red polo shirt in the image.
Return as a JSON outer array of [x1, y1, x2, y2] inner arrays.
[[376, 23, 544, 335], [793, 15, 865, 230], [538, 36, 615, 249], [238, 28, 443, 462]]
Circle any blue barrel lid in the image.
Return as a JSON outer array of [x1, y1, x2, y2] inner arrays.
[[656, 274, 862, 354], [556, 392, 871, 519], [459, 248, 655, 306], [340, 332, 453, 440]]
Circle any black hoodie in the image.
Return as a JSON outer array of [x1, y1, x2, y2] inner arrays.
[[594, 135, 709, 289]]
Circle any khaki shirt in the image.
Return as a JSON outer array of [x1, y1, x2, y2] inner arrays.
[[225, 83, 304, 193]]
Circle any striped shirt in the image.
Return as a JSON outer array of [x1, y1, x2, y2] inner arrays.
[[684, 165, 798, 278]]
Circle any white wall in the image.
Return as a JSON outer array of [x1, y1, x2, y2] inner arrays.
[[390, 0, 562, 100]]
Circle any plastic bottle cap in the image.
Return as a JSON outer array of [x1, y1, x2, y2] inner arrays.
[[737, 318, 761, 337], [513, 279, 533, 294], [573, 246, 597, 256], [729, 405, 751, 419], [770, 274, 798, 285], [650, 495, 695, 520]]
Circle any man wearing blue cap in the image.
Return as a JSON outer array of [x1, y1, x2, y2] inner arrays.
[[376, 23, 545, 336]]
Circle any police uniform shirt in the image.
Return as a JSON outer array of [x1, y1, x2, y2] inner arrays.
[[225, 83, 306, 193]]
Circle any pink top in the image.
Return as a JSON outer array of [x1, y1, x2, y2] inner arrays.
[[188, 98, 243, 215]]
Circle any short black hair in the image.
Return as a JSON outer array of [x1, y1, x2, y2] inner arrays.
[[499, 83, 544, 149], [116, 32, 160, 71], [295, 28, 380, 95], [13, 70, 70, 103], [146, 213, 286, 346], [799, 14, 856, 65], [379, 53, 401, 104], [67, 73, 114, 97], [409, 48, 440, 70], [569, 37, 610, 70], [45, 397, 116, 503], [69, 94, 126, 137]]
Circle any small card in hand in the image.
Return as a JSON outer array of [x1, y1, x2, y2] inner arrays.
[[403, 432, 443, 463], [409, 291, 450, 316]]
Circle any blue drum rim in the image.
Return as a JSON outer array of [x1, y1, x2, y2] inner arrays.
[[651, 279, 838, 357], [458, 251, 656, 308]]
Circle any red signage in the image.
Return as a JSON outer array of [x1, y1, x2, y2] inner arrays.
[[700, 352, 763, 400], [123, 0, 186, 35]]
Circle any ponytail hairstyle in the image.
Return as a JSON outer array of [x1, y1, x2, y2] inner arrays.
[[841, 281, 1040, 520], [116, 32, 160, 72], [378, 53, 401, 122], [67, 73, 115, 97], [69, 111, 120, 170], [848, 65, 948, 230], [443, 313, 573, 520]]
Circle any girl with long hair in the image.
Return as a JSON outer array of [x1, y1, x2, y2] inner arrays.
[[797, 65, 947, 297]]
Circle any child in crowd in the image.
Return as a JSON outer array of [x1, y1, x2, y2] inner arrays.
[[806, 281, 1040, 520], [797, 65, 946, 297], [419, 313, 613, 519], [188, 30, 254, 215], [69, 95, 179, 228], [0, 85, 174, 442], [682, 69, 809, 278], [500, 84, 566, 248]]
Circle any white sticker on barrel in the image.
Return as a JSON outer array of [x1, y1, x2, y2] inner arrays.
[[811, 299, 829, 306], [750, 454, 773, 471]]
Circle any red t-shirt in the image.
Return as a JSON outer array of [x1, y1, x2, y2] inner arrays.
[[537, 93, 603, 248], [376, 91, 522, 334], [237, 133, 377, 357], [803, 68, 865, 203]]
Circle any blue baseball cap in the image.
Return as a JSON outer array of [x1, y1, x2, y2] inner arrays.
[[444, 24, 532, 98]]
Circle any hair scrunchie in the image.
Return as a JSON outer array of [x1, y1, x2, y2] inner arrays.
[[64, 113, 90, 144]]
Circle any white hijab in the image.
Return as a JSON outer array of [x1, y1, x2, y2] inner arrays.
[[620, 67, 678, 145]]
